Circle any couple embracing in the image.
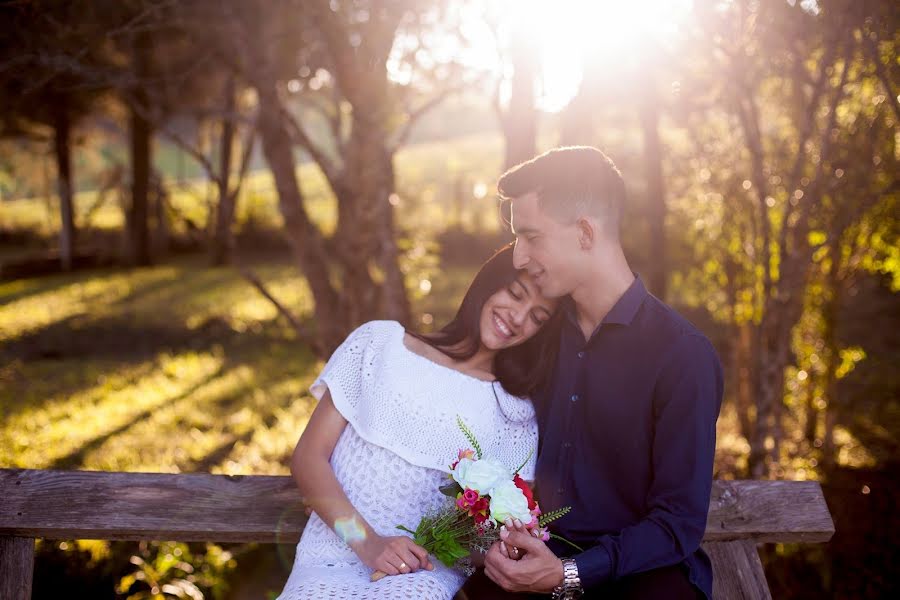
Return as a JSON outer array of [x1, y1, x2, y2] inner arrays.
[[276, 147, 723, 600]]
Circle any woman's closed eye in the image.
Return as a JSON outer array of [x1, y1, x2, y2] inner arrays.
[[531, 310, 549, 326]]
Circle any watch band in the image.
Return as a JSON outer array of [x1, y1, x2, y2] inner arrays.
[[551, 558, 583, 599]]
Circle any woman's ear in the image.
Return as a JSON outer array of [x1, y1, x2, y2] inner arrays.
[[575, 217, 595, 250]]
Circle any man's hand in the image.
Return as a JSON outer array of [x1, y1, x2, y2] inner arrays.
[[484, 527, 565, 593]]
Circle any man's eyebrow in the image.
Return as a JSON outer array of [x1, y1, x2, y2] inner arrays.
[[512, 225, 539, 235]]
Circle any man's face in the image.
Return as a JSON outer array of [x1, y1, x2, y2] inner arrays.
[[509, 192, 582, 298]]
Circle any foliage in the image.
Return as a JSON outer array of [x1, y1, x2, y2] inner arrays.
[[117, 541, 237, 600]]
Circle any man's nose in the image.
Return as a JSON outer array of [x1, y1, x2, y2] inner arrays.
[[512, 240, 529, 269]]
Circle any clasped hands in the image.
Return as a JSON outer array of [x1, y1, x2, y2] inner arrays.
[[484, 517, 565, 594]]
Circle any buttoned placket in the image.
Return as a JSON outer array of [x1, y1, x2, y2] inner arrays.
[[555, 336, 591, 503]]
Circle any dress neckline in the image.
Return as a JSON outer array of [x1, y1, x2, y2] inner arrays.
[[397, 326, 498, 385]]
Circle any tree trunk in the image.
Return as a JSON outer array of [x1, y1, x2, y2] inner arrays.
[[638, 72, 667, 300], [255, 80, 345, 353], [152, 172, 169, 255], [334, 105, 410, 327], [559, 51, 602, 147], [748, 322, 772, 479], [128, 31, 152, 266], [374, 156, 410, 323], [734, 323, 755, 449], [53, 107, 75, 272], [212, 76, 237, 266], [501, 28, 538, 170], [821, 243, 843, 465]]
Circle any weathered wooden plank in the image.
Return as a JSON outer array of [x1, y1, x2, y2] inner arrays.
[[0, 470, 834, 545], [705, 480, 834, 543], [0, 469, 308, 543], [704, 540, 772, 600], [0, 536, 34, 600]]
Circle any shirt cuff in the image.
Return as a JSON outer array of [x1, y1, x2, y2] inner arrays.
[[573, 544, 613, 590]]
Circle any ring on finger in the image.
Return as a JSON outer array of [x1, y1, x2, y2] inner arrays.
[[399, 562, 408, 571]]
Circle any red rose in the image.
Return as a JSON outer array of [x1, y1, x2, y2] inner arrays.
[[471, 497, 490, 523], [513, 474, 537, 510]]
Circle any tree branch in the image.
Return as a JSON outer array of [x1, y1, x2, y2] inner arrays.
[[389, 81, 471, 152], [237, 264, 313, 345], [282, 106, 342, 186]]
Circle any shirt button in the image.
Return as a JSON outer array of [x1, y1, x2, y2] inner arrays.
[[557, 487, 565, 494], [570, 394, 579, 402], [563, 442, 572, 449], [577, 351, 585, 358]]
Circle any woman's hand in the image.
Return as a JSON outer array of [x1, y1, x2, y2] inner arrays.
[[499, 517, 539, 561], [354, 534, 434, 577]]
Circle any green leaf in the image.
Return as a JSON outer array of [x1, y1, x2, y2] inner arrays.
[[431, 532, 469, 567], [439, 481, 464, 497], [538, 506, 572, 527], [456, 416, 483, 460], [549, 533, 584, 553], [514, 447, 534, 475]]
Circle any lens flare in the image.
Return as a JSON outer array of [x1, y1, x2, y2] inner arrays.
[[334, 515, 367, 544]]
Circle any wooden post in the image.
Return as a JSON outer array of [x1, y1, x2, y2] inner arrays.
[[705, 540, 772, 600], [0, 536, 34, 600]]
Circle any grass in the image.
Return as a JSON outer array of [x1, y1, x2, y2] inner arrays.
[[0, 257, 313, 474]]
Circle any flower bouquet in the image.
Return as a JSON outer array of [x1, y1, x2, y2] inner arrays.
[[370, 417, 575, 581]]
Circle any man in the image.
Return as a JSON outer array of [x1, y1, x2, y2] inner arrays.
[[460, 147, 723, 599]]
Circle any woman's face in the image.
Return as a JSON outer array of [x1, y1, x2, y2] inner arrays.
[[479, 271, 558, 351]]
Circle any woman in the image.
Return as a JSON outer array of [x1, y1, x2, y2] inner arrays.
[[276, 244, 560, 600]]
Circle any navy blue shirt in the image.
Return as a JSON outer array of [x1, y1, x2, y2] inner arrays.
[[534, 276, 723, 599]]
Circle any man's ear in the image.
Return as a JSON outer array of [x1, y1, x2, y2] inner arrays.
[[575, 217, 595, 250]]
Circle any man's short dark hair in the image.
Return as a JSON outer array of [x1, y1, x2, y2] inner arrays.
[[497, 146, 626, 238]]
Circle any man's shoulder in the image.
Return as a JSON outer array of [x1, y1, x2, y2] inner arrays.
[[637, 294, 711, 345]]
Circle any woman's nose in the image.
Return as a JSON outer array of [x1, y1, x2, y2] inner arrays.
[[509, 307, 526, 328]]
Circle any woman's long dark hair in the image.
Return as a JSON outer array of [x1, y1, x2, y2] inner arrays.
[[409, 244, 561, 398]]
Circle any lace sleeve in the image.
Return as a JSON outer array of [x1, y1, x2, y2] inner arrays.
[[309, 321, 382, 418]]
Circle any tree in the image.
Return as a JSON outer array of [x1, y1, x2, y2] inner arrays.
[[493, 14, 539, 170], [0, 1, 106, 270], [204, 0, 468, 353], [673, 0, 898, 476]]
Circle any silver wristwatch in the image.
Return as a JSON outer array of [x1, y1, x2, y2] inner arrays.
[[551, 558, 583, 599]]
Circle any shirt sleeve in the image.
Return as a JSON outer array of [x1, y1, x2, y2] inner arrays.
[[573, 334, 724, 589]]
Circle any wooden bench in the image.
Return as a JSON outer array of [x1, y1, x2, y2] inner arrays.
[[0, 469, 834, 599]]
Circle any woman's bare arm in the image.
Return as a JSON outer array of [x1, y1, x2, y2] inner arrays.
[[290, 389, 432, 575]]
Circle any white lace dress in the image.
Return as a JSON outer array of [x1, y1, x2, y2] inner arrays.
[[276, 320, 538, 600]]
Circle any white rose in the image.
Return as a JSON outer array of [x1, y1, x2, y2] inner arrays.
[[451, 458, 510, 495], [488, 479, 533, 525]]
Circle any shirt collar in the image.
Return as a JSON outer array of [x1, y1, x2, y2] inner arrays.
[[563, 274, 648, 331]]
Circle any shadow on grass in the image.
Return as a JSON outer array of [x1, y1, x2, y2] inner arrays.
[[0, 264, 124, 307], [46, 365, 229, 470], [0, 316, 242, 421]]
